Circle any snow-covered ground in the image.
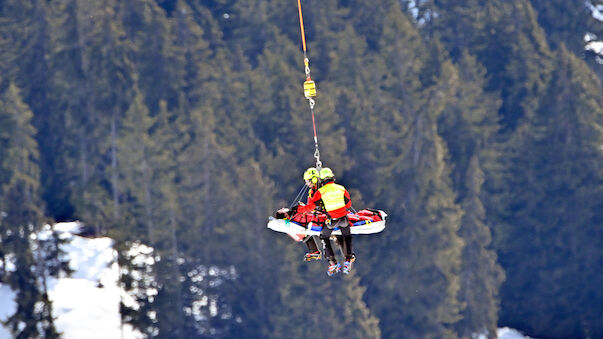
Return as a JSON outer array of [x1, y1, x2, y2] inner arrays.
[[0, 222, 141, 339], [498, 327, 534, 339], [587, 1, 603, 22], [0, 285, 16, 338], [0, 222, 533, 339], [586, 1, 603, 62], [47, 223, 124, 338]]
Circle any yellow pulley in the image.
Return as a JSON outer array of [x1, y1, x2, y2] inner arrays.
[[302, 58, 316, 98], [304, 79, 317, 98]]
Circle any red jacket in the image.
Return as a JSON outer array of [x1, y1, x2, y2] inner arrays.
[[298, 182, 351, 219]]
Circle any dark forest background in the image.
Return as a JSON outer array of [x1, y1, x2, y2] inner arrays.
[[0, 0, 602, 338]]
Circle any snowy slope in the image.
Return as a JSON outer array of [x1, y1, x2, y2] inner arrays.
[[586, 1, 603, 57], [0, 222, 141, 339], [0, 285, 16, 338], [48, 222, 142, 339], [498, 327, 534, 339]]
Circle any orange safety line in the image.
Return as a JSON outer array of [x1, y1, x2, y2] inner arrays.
[[297, 0, 307, 53]]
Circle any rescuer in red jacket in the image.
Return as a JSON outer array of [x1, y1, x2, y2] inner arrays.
[[300, 167, 322, 261], [292, 168, 354, 276]]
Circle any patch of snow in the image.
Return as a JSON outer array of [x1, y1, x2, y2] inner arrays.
[[498, 327, 534, 339], [586, 1, 603, 21], [53, 221, 84, 235], [584, 31, 602, 62], [0, 285, 16, 338], [585, 3, 603, 63], [0, 222, 143, 338], [63, 236, 115, 282], [120, 241, 157, 310], [585, 40, 603, 55], [49, 278, 121, 338], [46, 231, 125, 339], [0, 253, 16, 273]]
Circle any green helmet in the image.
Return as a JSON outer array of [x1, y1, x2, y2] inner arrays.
[[303, 167, 319, 184], [319, 167, 335, 180]]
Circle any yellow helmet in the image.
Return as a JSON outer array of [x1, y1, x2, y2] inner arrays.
[[303, 167, 319, 184], [319, 167, 334, 180]]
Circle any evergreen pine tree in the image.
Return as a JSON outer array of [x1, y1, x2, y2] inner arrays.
[[437, 50, 501, 201], [218, 160, 284, 338], [348, 0, 398, 50], [0, 0, 64, 221], [44, 0, 88, 221], [529, 0, 603, 81], [354, 4, 464, 337], [426, 0, 554, 132], [0, 0, 50, 112], [498, 0, 553, 131], [529, 0, 603, 53], [116, 87, 187, 338], [63, 0, 135, 234], [0, 83, 59, 338], [423, 0, 487, 61], [272, 250, 381, 339], [119, 0, 181, 115], [171, 0, 213, 109], [147, 100, 185, 339], [434, 50, 504, 339], [117, 240, 158, 336], [455, 155, 505, 338]]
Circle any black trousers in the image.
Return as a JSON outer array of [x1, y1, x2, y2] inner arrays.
[[303, 235, 319, 252], [320, 216, 353, 262]]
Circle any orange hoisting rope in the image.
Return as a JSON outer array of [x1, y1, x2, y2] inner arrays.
[[297, 0, 307, 56], [296, 0, 321, 170]]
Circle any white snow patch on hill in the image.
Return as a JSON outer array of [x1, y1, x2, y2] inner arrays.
[[0, 222, 141, 339]]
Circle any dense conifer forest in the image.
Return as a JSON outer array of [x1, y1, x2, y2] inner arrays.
[[0, 0, 601, 338]]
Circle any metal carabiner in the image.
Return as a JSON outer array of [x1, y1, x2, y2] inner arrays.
[[308, 98, 315, 109], [304, 58, 311, 77]]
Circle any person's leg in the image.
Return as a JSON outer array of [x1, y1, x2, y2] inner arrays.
[[320, 226, 336, 263], [304, 235, 319, 252], [303, 236, 321, 261], [331, 216, 354, 274], [322, 225, 341, 276], [333, 216, 353, 261], [335, 235, 344, 255], [340, 225, 353, 260]]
